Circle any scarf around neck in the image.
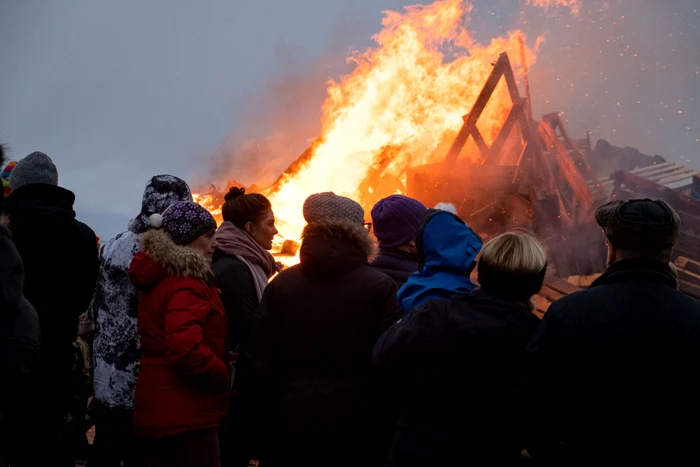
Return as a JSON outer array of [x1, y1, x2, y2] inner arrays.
[[216, 221, 277, 278]]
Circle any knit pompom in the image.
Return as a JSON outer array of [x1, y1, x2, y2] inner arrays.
[[434, 202, 457, 215], [148, 213, 164, 229]]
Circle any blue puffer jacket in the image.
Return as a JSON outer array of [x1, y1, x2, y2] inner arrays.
[[396, 209, 482, 314]]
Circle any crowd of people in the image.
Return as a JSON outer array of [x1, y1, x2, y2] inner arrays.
[[1, 146, 700, 467]]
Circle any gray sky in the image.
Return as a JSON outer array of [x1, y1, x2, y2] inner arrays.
[[1, 0, 698, 239]]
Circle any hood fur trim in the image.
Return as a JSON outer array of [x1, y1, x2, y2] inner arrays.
[[302, 218, 377, 262], [141, 229, 211, 282]]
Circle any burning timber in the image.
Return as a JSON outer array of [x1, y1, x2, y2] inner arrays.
[[197, 51, 700, 300]]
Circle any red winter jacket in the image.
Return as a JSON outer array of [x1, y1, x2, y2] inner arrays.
[[129, 229, 229, 438]]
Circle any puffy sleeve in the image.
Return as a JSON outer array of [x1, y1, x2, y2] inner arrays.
[[164, 286, 229, 392]]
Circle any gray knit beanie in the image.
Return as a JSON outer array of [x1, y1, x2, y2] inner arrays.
[[9, 152, 59, 190], [303, 192, 365, 225]]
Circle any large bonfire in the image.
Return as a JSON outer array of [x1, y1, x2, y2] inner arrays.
[[195, 0, 562, 263]]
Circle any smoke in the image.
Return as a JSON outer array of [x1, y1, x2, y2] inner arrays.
[[518, 0, 699, 169], [204, 26, 366, 191]]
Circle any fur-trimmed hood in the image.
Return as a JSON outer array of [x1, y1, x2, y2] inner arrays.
[[129, 229, 211, 290], [300, 218, 377, 278]]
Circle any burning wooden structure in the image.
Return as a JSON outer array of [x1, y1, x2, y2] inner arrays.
[[407, 52, 608, 277], [196, 49, 700, 296]]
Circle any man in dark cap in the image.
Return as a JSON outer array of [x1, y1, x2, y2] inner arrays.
[[522, 198, 700, 466]]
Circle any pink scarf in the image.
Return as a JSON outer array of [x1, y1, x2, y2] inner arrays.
[[215, 221, 277, 278]]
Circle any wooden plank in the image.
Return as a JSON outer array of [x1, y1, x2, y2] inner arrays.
[[675, 257, 700, 276], [484, 98, 526, 165], [647, 166, 696, 183], [539, 285, 565, 303], [657, 171, 700, 186], [540, 121, 594, 222], [675, 267, 700, 286], [470, 126, 490, 159], [679, 279, 700, 299], [614, 171, 700, 217], [544, 275, 582, 296], [568, 273, 602, 288], [631, 161, 677, 176], [531, 294, 552, 316], [443, 53, 510, 167]]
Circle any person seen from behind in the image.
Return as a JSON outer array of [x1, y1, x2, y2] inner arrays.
[[129, 201, 229, 467], [396, 204, 482, 314], [0, 144, 41, 466], [3, 151, 99, 467], [370, 195, 427, 288], [212, 186, 279, 467], [247, 191, 400, 467], [88, 175, 193, 467], [522, 198, 700, 465], [373, 231, 545, 467]]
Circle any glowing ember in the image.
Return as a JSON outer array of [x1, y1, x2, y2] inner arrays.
[[196, 0, 543, 264]]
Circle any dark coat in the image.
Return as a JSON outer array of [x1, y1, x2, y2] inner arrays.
[[373, 289, 540, 467], [212, 251, 258, 359], [0, 225, 40, 438], [248, 218, 400, 467], [3, 184, 98, 389], [522, 259, 700, 465], [129, 229, 229, 438], [370, 247, 418, 288]]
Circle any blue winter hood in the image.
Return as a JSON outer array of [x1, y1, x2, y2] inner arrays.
[[396, 208, 482, 314]]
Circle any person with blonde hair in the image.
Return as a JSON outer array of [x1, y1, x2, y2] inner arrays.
[[373, 230, 545, 467]]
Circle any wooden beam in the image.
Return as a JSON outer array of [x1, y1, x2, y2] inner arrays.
[[484, 98, 526, 165], [540, 121, 594, 221], [469, 126, 490, 159], [614, 171, 700, 217], [657, 170, 700, 186], [443, 53, 510, 167], [646, 166, 696, 182], [631, 161, 677, 176]]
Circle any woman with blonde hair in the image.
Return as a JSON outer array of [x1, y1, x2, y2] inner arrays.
[[373, 230, 546, 467]]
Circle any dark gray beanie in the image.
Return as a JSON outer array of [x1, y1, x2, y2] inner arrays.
[[9, 152, 59, 190]]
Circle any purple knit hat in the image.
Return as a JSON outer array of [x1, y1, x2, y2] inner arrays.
[[371, 195, 427, 248], [149, 201, 217, 246]]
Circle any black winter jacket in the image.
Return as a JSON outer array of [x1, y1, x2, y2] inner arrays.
[[373, 289, 540, 467], [212, 251, 258, 359], [0, 225, 40, 427], [370, 247, 418, 288], [248, 218, 400, 467], [522, 259, 700, 466], [4, 184, 98, 386]]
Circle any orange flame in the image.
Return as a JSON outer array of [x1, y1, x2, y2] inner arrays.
[[197, 0, 541, 264], [267, 0, 536, 245]]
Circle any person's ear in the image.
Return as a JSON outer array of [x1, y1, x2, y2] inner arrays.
[[244, 222, 255, 236], [607, 243, 617, 267]]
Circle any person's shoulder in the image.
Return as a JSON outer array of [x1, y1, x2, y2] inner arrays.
[[359, 262, 398, 285], [547, 287, 605, 313], [71, 218, 98, 244], [672, 289, 700, 316], [212, 253, 249, 276]]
